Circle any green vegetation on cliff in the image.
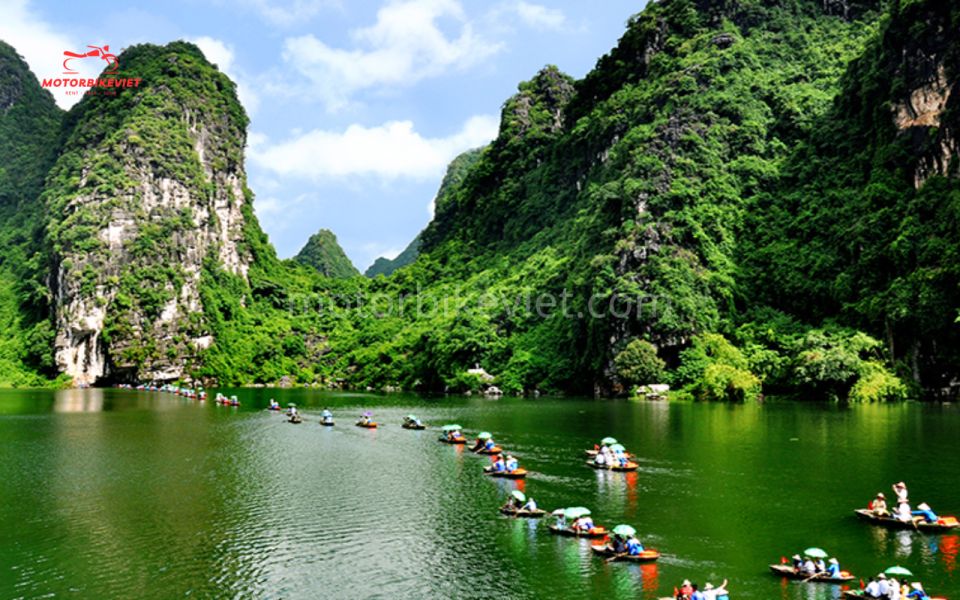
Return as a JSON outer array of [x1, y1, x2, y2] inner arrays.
[[364, 234, 420, 278], [0, 41, 63, 386], [294, 229, 359, 278], [1, 0, 957, 398]]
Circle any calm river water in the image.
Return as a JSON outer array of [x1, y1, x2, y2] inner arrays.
[[1, 389, 958, 599]]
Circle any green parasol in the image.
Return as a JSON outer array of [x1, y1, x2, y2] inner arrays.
[[804, 548, 828, 559], [612, 524, 637, 537], [610, 443, 626, 452], [564, 507, 591, 519], [884, 566, 913, 577], [441, 424, 462, 431], [601, 437, 618, 445], [511, 490, 526, 503], [477, 431, 493, 440]]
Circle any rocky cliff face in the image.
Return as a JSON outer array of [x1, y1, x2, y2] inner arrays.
[[44, 42, 254, 385]]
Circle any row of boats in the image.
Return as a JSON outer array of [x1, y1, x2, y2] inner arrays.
[[131, 387, 954, 599], [274, 407, 955, 600]]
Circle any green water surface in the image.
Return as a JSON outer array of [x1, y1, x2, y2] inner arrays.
[[1, 389, 957, 599]]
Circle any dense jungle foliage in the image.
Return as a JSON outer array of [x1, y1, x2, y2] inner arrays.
[[0, 0, 957, 401], [294, 229, 359, 279]]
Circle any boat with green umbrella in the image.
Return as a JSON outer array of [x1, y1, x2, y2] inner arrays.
[[769, 555, 855, 583], [472, 431, 502, 455], [843, 574, 946, 600], [590, 523, 661, 562], [439, 424, 466, 443], [401, 414, 425, 429], [769, 547, 855, 583], [585, 437, 635, 460], [499, 490, 546, 518], [549, 507, 608, 538]]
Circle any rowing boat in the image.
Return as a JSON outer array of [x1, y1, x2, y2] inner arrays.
[[356, 421, 378, 428], [439, 437, 467, 444], [585, 450, 633, 458], [474, 446, 502, 455], [590, 544, 660, 563], [842, 592, 946, 600], [484, 467, 527, 479], [768, 564, 855, 583], [549, 524, 608, 538], [854, 509, 959, 532], [320, 419, 334, 426], [500, 506, 546, 518], [288, 415, 303, 424], [402, 422, 425, 430], [586, 460, 639, 472]]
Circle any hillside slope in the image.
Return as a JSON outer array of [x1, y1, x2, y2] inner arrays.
[[294, 229, 359, 278], [0, 41, 63, 386]]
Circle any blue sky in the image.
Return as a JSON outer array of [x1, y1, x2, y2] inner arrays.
[[2, 0, 645, 270]]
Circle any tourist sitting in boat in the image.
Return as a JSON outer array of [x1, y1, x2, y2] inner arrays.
[[813, 557, 826, 573], [611, 534, 627, 554], [446, 429, 464, 442], [521, 497, 538, 512], [288, 405, 298, 417], [491, 455, 506, 472], [625, 536, 644, 556], [800, 557, 817, 575], [912, 502, 938, 523], [863, 576, 881, 598], [896, 500, 913, 522], [484, 437, 497, 452], [826, 558, 841, 578], [504, 455, 519, 472], [703, 580, 729, 600], [321, 408, 333, 421], [269, 399, 280, 410], [359, 413, 371, 425], [906, 582, 930, 600], [790, 554, 802, 571], [594, 451, 606, 466], [677, 580, 694, 599], [875, 574, 891, 598], [572, 515, 594, 532], [504, 495, 524, 511], [870, 492, 889, 516]]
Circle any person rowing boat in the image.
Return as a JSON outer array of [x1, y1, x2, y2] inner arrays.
[[320, 408, 334, 425], [402, 414, 424, 429]]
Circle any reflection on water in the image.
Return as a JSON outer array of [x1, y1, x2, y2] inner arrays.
[[0, 390, 958, 599], [53, 388, 104, 412]]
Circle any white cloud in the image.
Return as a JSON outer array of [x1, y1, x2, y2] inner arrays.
[[283, 0, 502, 110], [0, 0, 103, 109], [250, 113, 497, 180], [189, 36, 260, 115], [513, 2, 566, 30]]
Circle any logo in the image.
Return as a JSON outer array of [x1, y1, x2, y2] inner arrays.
[[62, 45, 119, 74], [41, 43, 141, 94]]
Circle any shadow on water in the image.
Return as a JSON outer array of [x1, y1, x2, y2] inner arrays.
[[0, 389, 958, 599]]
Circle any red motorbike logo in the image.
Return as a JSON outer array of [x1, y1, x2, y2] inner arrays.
[[62, 45, 119, 74]]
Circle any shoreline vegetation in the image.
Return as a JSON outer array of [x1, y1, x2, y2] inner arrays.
[[1, 0, 958, 401]]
